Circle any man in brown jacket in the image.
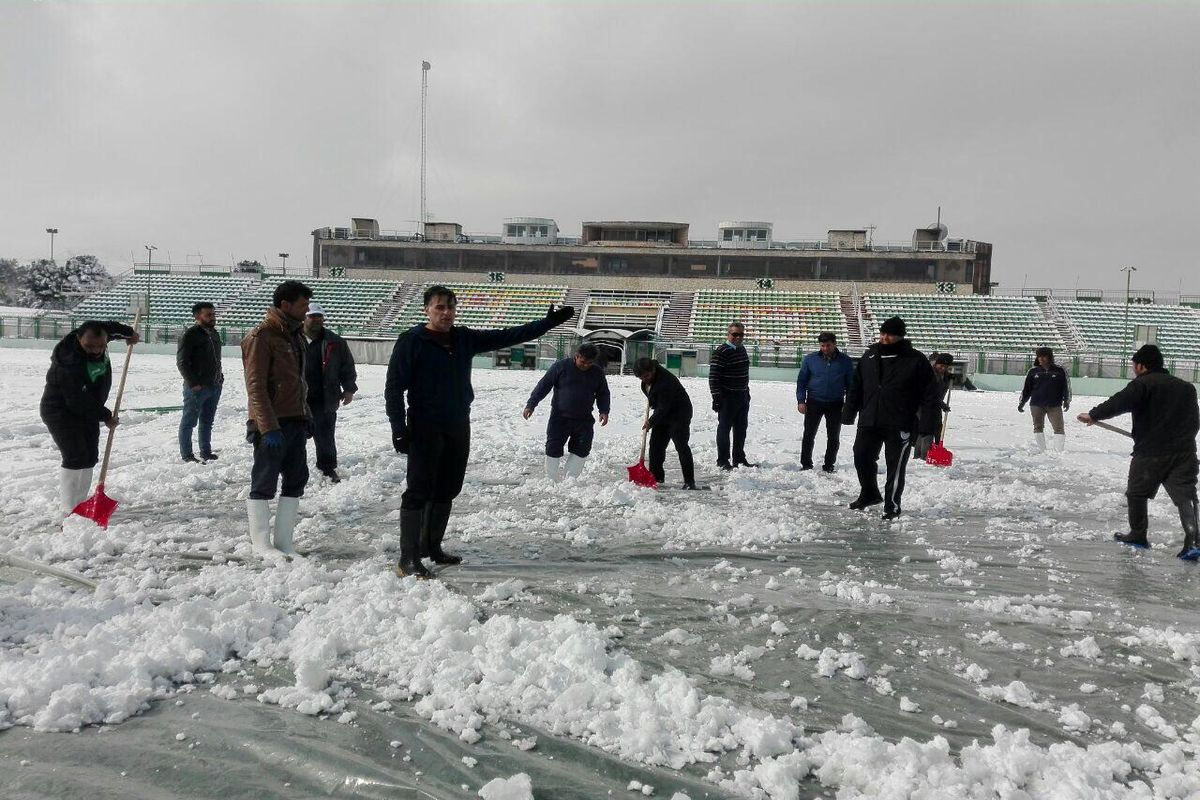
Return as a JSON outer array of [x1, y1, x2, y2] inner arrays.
[[242, 280, 313, 560]]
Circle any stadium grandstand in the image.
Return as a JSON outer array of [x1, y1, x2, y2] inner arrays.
[[862, 293, 1065, 357], [689, 289, 849, 346]]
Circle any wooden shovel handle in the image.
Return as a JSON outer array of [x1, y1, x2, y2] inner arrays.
[[96, 310, 141, 486], [638, 394, 651, 461]]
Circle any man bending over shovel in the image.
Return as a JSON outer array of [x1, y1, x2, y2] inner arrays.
[[40, 320, 139, 515]]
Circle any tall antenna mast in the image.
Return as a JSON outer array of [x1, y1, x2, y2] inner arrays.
[[420, 60, 431, 239]]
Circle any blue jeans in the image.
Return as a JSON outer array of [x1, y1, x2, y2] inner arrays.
[[179, 384, 222, 458]]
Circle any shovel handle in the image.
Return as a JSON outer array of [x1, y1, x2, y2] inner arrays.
[[1092, 419, 1133, 438], [96, 310, 141, 486], [638, 394, 651, 461]]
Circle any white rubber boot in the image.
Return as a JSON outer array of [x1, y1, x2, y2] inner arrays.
[[564, 453, 586, 478], [246, 499, 283, 560], [1034, 432, 1047, 452], [273, 496, 302, 558], [544, 456, 562, 482], [1051, 434, 1066, 453], [59, 468, 92, 514]]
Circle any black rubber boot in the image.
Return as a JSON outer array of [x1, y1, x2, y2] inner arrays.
[[426, 501, 461, 566], [849, 495, 883, 510], [1176, 498, 1200, 559], [397, 508, 431, 578], [1114, 497, 1150, 548], [882, 508, 902, 520]]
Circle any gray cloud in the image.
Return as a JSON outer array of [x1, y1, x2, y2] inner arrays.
[[2, 1, 1197, 291]]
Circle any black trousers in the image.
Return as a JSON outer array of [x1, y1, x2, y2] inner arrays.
[[249, 419, 309, 499], [310, 407, 338, 470], [716, 391, 750, 465], [801, 400, 843, 468], [545, 414, 595, 458], [1126, 450, 1199, 534], [648, 418, 695, 485], [852, 425, 914, 512], [402, 417, 471, 510], [47, 420, 101, 470]]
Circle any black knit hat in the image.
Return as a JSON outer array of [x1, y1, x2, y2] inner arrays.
[[1132, 344, 1164, 370], [879, 316, 906, 337]]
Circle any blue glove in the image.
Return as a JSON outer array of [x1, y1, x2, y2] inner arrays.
[[262, 430, 284, 449]]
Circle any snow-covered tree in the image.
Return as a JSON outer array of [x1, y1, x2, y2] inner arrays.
[[17, 255, 114, 309], [234, 260, 264, 275], [0, 258, 19, 304]]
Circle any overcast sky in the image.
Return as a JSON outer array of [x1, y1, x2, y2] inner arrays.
[[2, 2, 1197, 292]]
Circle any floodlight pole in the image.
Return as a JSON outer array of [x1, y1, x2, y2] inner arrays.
[[46, 228, 59, 262], [420, 60, 430, 240], [1121, 265, 1137, 361], [279, 252, 289, 272]]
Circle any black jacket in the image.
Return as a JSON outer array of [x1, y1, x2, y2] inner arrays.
[[1088, 369, 1199, 457], [842, 339, 941, 434], [305, 329, 358, 410], [1020, 365, 1071, 408], [641, 365, 693, 427], [526, 357, 611, 420], [40, 322, 136, 428], [386, 318, 557, 428], [176, 324, 224, 387]]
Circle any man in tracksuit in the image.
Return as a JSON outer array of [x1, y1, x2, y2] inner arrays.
[[242, 280, 313, 560], [40, 319, 139, 515], [842, 316, 942, 520], [1079, 344, 1200, 558], [304, 303, 358, 483], [795, 331, 854, 472], [387, 285, 574, 578], [635, 357, 697, 489], [176, 301, 224, 463], [710, 321, 755, 469], [523, 342, 611, 481], [1019, 346, 1072, 453]]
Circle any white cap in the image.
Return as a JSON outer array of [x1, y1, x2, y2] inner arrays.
[[306, 303, 326, 317]]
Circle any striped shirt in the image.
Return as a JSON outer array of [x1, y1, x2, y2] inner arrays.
[[709, 342, 750, 395]]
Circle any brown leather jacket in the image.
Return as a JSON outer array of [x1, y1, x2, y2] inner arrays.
[[242, 307, 309, 433]]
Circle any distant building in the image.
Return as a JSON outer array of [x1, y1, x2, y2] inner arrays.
[[311, 216, 993, 293], [718, 221, 773, 249]]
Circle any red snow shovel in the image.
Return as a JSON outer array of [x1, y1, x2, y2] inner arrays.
[[925, 386, 954, 467], [627, 397, 658, 489], [73, 312, 140, 528]]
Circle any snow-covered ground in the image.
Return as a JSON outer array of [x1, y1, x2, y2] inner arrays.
[[1, 346, 1199, 799]]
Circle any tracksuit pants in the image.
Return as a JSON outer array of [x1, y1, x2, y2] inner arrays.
[[852, 425, 914, 513], [649, 418, 695, 486]]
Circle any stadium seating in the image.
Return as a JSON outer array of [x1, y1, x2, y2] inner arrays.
[[217, 277, 402, 333], [580, 290, 672, 332], [688, 289, 848, 344], [862, 293, 1064, 354], [70, 274, 257, 325], [1055, 300, 1200, 360], [392, 283, 567, 332]]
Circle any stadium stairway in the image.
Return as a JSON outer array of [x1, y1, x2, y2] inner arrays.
[[367, 283, 419, 336], [840, 295, 863, 352], [559, 287, 590, 332], [1041, 297, 1086, 354], [660, 292, 695, 339]]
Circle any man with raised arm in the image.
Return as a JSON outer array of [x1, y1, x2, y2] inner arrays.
[[387, 286, 574, 578]]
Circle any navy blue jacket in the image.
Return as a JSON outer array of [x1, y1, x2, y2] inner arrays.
[[796, 349, 854, 404], [1020, 365, 1071, 409], [526, 357, 611, 420], [386, 319, 556, 427]]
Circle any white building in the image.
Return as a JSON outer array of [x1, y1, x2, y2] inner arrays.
[[717, 221, 773, 249], [502, 217, 558, 245]]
